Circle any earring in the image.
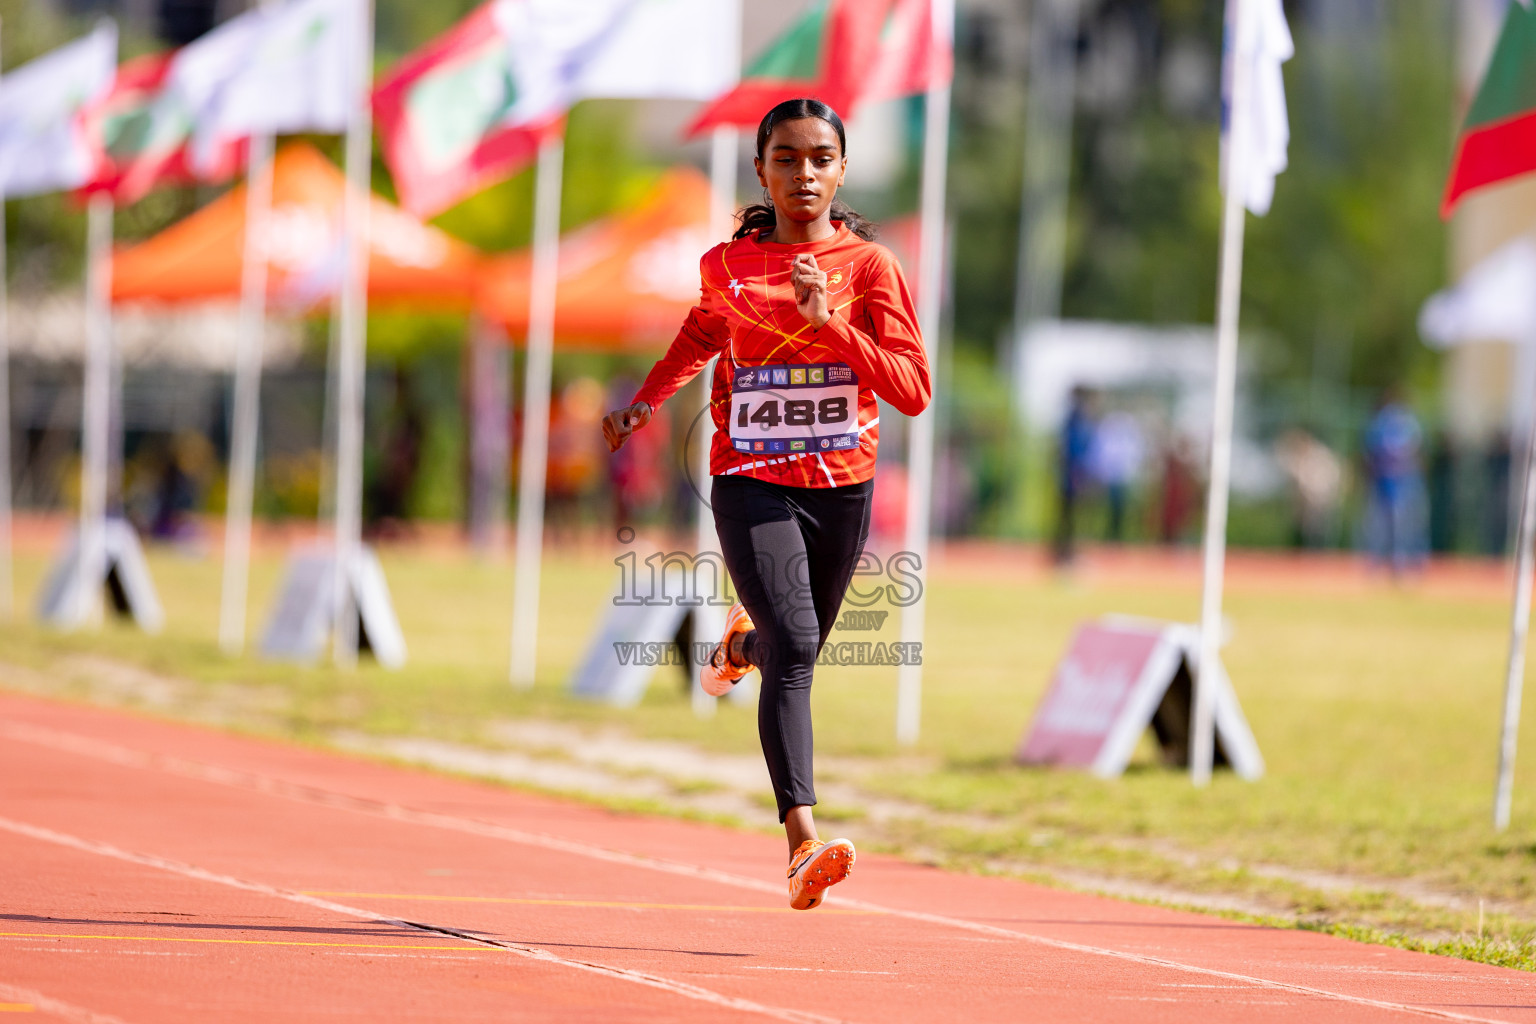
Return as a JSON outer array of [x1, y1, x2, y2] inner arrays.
[[761, 187, 773, 208]]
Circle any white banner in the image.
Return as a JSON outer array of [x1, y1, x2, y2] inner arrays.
[[1420, 239, 1536, 348], [575, 0, 738, 101], [492, 0, 638, 126], [1222, 0, 1293, 216], [0, 23, 118, 197], [174, 0, 367, 174]]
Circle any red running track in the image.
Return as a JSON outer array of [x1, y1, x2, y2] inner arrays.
[[3, 692, 1536, 1023]]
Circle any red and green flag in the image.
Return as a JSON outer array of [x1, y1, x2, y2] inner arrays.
[[372, 3, 555, 218], [1443, 0, 1536, 216], [686, 0, 952, 137], [79, 51, 245, 204]]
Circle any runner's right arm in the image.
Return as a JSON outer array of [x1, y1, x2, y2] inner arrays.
[[604, 262, 731, 452], [630, 292, 732, 414]]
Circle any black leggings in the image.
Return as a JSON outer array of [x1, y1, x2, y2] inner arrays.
[[711, 474, 874, 822]]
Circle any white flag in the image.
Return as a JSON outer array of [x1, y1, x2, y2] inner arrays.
[[173, 0, 366, 175], [491, 0, 638, 126], [1419, 239, 1536, 349], [1222, 0, 1293, 216], [574, 0, 739, 101], [472, 0, 734, 136], [0, 23, 117, 197]]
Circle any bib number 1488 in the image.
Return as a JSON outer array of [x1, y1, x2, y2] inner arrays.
[[737, 396, 849, 429]]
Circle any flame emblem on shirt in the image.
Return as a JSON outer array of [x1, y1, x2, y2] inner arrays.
[[824, 264, 854, 294]]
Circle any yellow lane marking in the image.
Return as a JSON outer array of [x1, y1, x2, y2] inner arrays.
[[301, 891, 874, 915], [0, 931, 495, 953], [0, 1004, 35, 1012]]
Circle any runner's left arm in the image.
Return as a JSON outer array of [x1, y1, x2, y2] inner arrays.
[[813, 253, 931, 416]]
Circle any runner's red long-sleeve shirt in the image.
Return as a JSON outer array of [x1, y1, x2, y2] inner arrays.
[[631, 222, 930, 488]]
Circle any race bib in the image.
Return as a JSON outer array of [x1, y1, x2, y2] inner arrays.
[[729, 362, 860, 456]]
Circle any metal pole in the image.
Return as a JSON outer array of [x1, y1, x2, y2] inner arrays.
[[77, 194, 114, 628], [318, 305, 342, 522], [218, 130, 275, 655], [509, 134, 564, 687], [688, 122, 738, 718], [1192, 0, 1254, 786], [1494, 340, 1536, 830], [0, 26, 11, 619], [331, 0, 375, 667], [1013, 0, 1078, 343], [467, 315, 510, 554], [1506, 339, 1536, 555], [686, 0, 741, 714], [1010, 0, 1078, 538], [896, 0, 954, 746]]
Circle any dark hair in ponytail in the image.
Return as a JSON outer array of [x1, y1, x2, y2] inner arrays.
[[733, 97, 877, 242]]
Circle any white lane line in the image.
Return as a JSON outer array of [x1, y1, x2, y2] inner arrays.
[[0, 816, 846, 1024], [744, 967, 897, 976], [0, 720, 1521, 1024], [0, 982, 131, 1024], [12, 950, 198, 958]]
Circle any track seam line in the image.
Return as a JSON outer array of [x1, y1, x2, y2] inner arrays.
[[0, 815, 847, 1024], [0, 931, 498, 952], [0, 719, 1518, 1024], [0, 981, 131, 1024]]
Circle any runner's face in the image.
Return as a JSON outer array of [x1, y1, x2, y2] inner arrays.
[[755, 118, 847, 226]]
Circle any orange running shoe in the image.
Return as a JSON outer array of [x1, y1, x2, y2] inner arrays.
[[786, 838, 856, 911], [700, 602, 755, 697]]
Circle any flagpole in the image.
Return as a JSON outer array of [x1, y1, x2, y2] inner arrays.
[[687, 122, 739, 718], [509, 133, 564, 688], [0, 185, 10, 622], [1493, 319, 1536, 831], [689, 0, 741, 717], [0, 23, 11, 617], [1012, 0, 1079, 388], [467, 314, 510, 553], [0, 25, 11, 620], [218, 130, 276, 655], [1192, 0, 1256, 786], [318, 304, 342, 523], [76, 193, 114, 628], [332, 0, 375, 667], [1496, 388, 1536, 829], [896, 0, 954, 746]]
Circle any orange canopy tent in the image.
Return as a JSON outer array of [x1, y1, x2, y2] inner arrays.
[[111, 143, 483, 311], [476, 166, 714, 350]]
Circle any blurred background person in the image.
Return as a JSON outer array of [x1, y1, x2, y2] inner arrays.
[[546, 377, 608, 543], [1053, 385, 1098, 566], [1090, 407, 1145, 543], [364, 366, 424, 543], [606, 376, 669, 531], [147, 431, 215, 545], [1362, 389, 1428, 575], [1274, 428, 1344, 550], [1483, 431, 1513, 556], [1157, 432, 1201, 547]]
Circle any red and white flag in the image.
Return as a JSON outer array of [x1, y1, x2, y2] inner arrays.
[[687, 0, 953, 137], [81, 0, 365, 205], [0, 23, 118, 197], [375, 0, 736, 218], [79, 51, 245, 204], [372, 2, 558, 219]]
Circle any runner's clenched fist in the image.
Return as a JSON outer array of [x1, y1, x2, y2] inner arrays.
[[601, 401, 652, 452], [790, 254, 830, 328]]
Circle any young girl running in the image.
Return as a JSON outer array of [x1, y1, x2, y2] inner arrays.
[[601, 98, 930, 911]]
